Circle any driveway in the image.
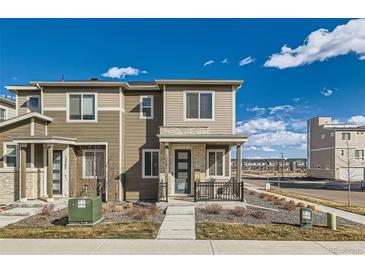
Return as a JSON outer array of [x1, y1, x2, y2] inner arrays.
[[244, 177, 365, 207]]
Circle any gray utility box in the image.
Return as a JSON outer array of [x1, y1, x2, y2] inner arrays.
[[67, 196, 104, 227]]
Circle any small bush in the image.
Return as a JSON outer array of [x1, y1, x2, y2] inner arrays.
[[296, 202, 305, 208], [283, 202, 296, 211], [259, 193, 268, 199], [147, 205, 159, 216], [112, 206, 125, 213], [206, 204, 223, 215], [252, 210, 268, 219], [127, 208, 148, 220], [274, 199, 283, 205], [248, 190, 256, 195], [288, 200, 296, 205], [232, 206, 246, 217], [126, 202, 134, 209], [41, 204, 54, 216], [280, 197, 286, 201], [307, 204, 316, 211], [267, 195, 276, 202]]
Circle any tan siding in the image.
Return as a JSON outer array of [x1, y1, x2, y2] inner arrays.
[[124, 90, 163, 200], [44, 110, 120, 201], [34, 120, 46, 136], [17, 91, 41, 115], [43, 91, 66, 108], [0, 120, 30, 168], [164, 85, 233, 134]]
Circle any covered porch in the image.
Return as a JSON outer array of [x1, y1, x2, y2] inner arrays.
[[158, 130, 247, 202]]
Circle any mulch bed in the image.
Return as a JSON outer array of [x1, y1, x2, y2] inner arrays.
[[196, 191, 364, 226]]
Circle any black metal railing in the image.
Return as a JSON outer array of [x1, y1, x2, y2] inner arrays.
[[194, 179, 244, 202], [158, 180, 168, 202]]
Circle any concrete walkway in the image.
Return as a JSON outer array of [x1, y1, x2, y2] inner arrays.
[[0, 239, 364, 255], [246, 184, 365, 225], [157, 205, 196, 240]]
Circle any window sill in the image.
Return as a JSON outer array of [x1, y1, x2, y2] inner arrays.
[[142, 175, 159, 179]]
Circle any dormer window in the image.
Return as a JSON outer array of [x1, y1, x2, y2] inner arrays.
[[184, 91, 214, 120], [27, 96, 41, 113]]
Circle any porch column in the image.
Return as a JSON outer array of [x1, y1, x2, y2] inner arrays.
[[164, 143, 169, 184], [236, 144, 242, 182], [47, 144, 54, 203], [19, 144, 27, 202]]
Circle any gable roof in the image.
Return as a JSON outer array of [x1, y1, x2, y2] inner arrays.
[[0, 112, 53, 128]]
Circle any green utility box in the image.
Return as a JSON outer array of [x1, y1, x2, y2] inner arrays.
[[300, 208, 313, 228], [67, 196, 104, 226], [327, 212, 337, 230]]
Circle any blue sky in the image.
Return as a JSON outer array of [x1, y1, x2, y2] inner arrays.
[[1, 18, 365, 159]]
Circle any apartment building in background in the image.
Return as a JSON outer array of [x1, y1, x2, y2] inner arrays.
[[307, 116, 365, 181], [0, 79, 247, 204], [242, 158, 307, 173]]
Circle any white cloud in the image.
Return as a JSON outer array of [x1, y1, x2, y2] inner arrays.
[[264, 19, 365, 69], [244, 146, 275, 152], [291, 120, 307, 130], [268, 105, 294, 114], [203, 60, 214, 67], [347, 115, 365, 126], [248, 131, 307, 147], [222, 58, 229, 64], [246, 106, 266, 115], [101, 66, 147, 79], [239, 56, 255, 66], [292, 97, 300, 102], [321, 88, 334, 97], [236, 118, 286, 135]]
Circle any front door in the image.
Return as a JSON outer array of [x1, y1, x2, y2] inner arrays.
[[53, 150, 63, 195], [174, 150, 191, 194]]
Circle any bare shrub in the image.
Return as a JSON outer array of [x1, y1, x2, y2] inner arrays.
[[288, 200, 296, 205], [41, 204, 54, 216], [274, 199, 283, 205], [232, 206, 246, 217], [259, 193, 268, 199], [248, 190, 256, 195], [252, 210, 268, 219], [267, 195, 276, 202], [126, 202, 134, 209], [112, 206, 125, 213], [283, 202, 296, 211], [307, 204, 316, 211], [280, 197, 286, 201], [206, 204, 223, 215], [127, 208, 148, 220], [147, 205, 159, 216], [296, 202, 305, 208]]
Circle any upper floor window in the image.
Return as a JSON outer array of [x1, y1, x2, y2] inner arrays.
[[140, 95, 154, 119], [27, 96, 41, 113], [355, 150, 364, 160], [0, 107, 6, 122], [185, 91, 214, 120], [68, 94, 96, 122], [341, 132, 351, 140]]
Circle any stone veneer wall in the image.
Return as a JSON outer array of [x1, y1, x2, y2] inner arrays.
[[159, 126, 208, 136], [0, 168, 44, 204], [159, 143, 206, 195]]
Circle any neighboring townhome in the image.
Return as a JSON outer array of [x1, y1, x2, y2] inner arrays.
[[307, 116, 365, 181], [0, 79, 247, 204], [0, 95, 16, 122]]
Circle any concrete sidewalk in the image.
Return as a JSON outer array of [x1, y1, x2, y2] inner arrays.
[[0, 239, 364, 255], [246, 185, 365, 225]]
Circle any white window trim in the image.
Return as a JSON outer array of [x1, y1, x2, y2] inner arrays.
[[142, 149, 159, 179], [341, 132, 351, 141], [0, 106, 7, 121], [183, 90, 215, 121], [139, 95, 154, 120], [3, 142, 19, 169], [82, 149, 105, 179], [206, 149, 226, 179], [66, 92, 98, 123], [26, 95, 41, 113]]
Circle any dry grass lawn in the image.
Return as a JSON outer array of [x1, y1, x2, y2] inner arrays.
[[196, 222, 365, 241], [0, 222, 160, 239], [269, 189, 365, 216]]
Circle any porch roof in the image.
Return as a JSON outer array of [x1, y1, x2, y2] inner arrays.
[[12, 136, 77, 145], [0, 112, 53, 128], [157, 134, 248, 144]]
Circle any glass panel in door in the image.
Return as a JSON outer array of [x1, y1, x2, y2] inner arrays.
[[53, 150, 62, 195], [174, 150, 191, 194]]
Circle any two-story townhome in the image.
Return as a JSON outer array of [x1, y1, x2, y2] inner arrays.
[[0, 96, 16, 122], [308, 116, 365, 181], [0, 79, 247, 204]]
